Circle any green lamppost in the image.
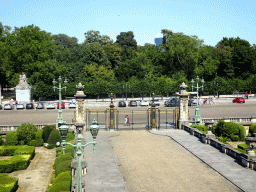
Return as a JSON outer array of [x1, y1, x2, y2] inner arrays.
[[191, 76, 204, 124], [123, 84, 130, 101], [53, 76, 67, 129], [59, 120, 99, 192]]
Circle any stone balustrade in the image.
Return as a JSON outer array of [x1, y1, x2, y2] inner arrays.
[[183, 125, 256, 171], [201, 117, 253, 125]]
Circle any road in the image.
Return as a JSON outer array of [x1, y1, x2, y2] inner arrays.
[[0, 102, 256, 127]]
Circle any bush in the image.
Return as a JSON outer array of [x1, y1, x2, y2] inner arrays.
[[16, 123, 38, 145], [53, 154, 73, 169], [56, 145, 75, 158], [0, 146, 19, 156], [238, 125, 246, 141], [31, 129, 44, 146], [47, 144, 55, 149], [5, 132, 18, 146], [214, 121, 243, 141], [13, 146, 35, 160], [48, 181, 71, 192], [42, 125, 55, 143], [249, 124, 256, 136], [0, 155, 31, 173], [65, 132, 75, 142], [55, 160, 72, 177], [0, 173, 18, 192], [0, 136, 3, 146], [52, 171, 71, 185], [190, 124, 208, 133], [238, 143, 249, 151], [47, 129, 62, 147]]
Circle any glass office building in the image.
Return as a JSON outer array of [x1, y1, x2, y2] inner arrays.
[[155, 37, 163, 48]]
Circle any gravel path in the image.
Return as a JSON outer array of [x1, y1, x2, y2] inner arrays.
[[109, 130, 242, 192], [7, 147, 56, 192]]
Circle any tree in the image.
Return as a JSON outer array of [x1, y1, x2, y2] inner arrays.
[[115, 31, 137, 50], [47, 129, 62, 146], [42, 125, 55, 143], [5, 131, 18, 145], [84, 30, 113, 45], [16, 123, 38, 145], [103, 44, 122, 69]]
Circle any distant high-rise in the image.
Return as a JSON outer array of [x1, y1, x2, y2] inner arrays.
[[154, 33, 163, 48]]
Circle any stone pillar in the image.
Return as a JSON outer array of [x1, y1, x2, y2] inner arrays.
[[151, 102, 156, 129], [73, 83, 86, 133], [178, 82, 189, 129]]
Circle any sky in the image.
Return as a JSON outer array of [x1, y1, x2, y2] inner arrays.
[[1, 0, 256, 47]]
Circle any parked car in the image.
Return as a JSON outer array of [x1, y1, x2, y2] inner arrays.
[[188, 98, 197, 106], [26, 103, 34, 109], [4, 104, 13, 110], [37, 103, 44, 109], [118, 101, 126, 107], [46, 103, 55, 109], [139, 100, 149, 106], [57, 101, 65, 109], [17, 104, 25, 110], [128, 100, 137, 107], [233, 97, 245, 103], [149, 99, 160, 106], [0, 105, 2, 110], [164, 98, 179, 107], [68, 102, 76, 108]]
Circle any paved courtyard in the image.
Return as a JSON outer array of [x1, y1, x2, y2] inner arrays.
[[83, 129, 245, 192]]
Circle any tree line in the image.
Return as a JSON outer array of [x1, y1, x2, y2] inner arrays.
[[0, 22, 256, 99]]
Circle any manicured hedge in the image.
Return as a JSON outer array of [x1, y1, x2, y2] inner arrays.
[[53, 154, 73, 170], [48, 181, 71, 192], [0, 173, 18, 192], [31, 129, 44, 147], [5, 131, 18, 146], [56, 145, 75, 158], [214, 120, 246, 141], [13, 146, 35, 160], [249, 124, 256, 136], [0, 146, 19, 156], [0, 155, 31, 173], [42, 125, 55, 143], [55, 160, 72, 177], [65, 132, 75, 142], [190, 124, 208, 133], [47, 129, 62, 147], [52, 171, 71, 185]]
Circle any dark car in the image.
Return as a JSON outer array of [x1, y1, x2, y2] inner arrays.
[[164, 98, 179, 107], [0, 105, 2, 110], [118, 101, 126, 107], [233, 97, 245, 103], [26, 103, 34, 109], [188, 98, 197, 106], [37, 102, 44, 109], [128, 100, 137, 107]]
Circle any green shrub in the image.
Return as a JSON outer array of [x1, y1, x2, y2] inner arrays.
[[47, 129, 62, 147], [42, 125, 55, 143], [5, 132, 18, 146], [231, 135, 239, 141], [47, 144, 55, 149], [190, 124, 208, 133], [52, 171, 71, 185], [65, 132, 75, 142], [55, 160, 72, 177], [0, 146, 19, 156], [234, 148, 246, 153], [48, 181, 71, 192], [238, 125, 246, 141], [249, 124, 256, 136], [16, 123, 38, 145], [0, 155, 31, 173], [13, 145, 35, 160], [56, 145, 75, 158], [0, 173, 18, 192], [53, 154, 73, 169], [31, 129, 44, 146], [238, 143, 248, 151], [215, 121, 243, 141], [0, 136, 3, 146]]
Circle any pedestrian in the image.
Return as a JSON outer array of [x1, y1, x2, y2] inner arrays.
[[245, 93, 249, 99], [204, 98, 207, 105], [125, 115, 130, 126]]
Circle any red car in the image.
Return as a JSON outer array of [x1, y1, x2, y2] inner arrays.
[[57, 101, 65, 109], [233, 97, 245, 103]]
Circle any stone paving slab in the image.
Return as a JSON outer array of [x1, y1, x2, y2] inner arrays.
[[150, 129, 256, 192], [82, 130, 128, 192]]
